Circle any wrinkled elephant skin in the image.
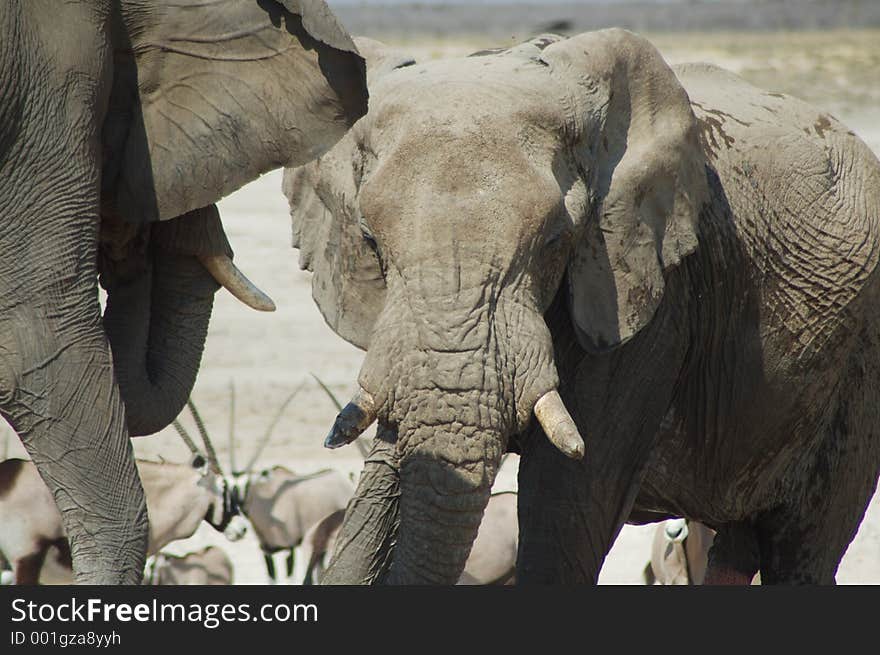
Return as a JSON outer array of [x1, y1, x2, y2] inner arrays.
[[287, 32, 880, 584], [0, 0, 367, 583]]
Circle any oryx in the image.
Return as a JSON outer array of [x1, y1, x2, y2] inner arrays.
[[217, 377, 364, 583], [143, 545, 234, 585], [0, 402, 245, 584]]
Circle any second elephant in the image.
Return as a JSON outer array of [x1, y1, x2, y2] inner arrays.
[[284, 32, 880, 584]]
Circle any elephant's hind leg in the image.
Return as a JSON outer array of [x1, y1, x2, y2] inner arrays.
[[756, 345, 880, 584]]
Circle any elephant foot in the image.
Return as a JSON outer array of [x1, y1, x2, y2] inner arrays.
[[702, 565, 755, 585], [704, 521, 760, 586]]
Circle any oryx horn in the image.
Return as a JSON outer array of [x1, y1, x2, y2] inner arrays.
[[228, 380, 237, 474], [243, 380, 308, 473], [172, 418, 202, 460], [187, 399, 223, 474]]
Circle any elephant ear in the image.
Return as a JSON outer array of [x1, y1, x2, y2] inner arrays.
[[542, 30, 708, 351], [285, 39, 416, 350], [108, 0, 367, 223]]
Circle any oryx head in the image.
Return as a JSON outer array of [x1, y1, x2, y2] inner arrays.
[[173, 400, 247, 542], [223, 377, 369, 512]]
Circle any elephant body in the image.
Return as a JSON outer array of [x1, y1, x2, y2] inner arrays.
[[285, 31, 880, 584], [616, 64, 880, 583], [0, 0, 366, 583]]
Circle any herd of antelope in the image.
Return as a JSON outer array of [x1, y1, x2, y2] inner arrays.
[[0, 378, 524, 586], [0, 377, 710, 586]]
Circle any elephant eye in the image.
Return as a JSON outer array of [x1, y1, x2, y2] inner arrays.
[[359, 219, 382, 260], [358, 214, 387, 276], [543, 227, 570, 249], [358, 217, 376, 245]]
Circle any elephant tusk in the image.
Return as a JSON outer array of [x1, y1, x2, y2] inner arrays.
[[198, 254, 276, 312], [325, 386, 377, 449], [533, 390, 585, 460]]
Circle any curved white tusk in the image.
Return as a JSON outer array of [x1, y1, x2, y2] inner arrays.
[[533, 390, 585, 460], [325, 386, 377, 449], [199, 254, 276, 312]]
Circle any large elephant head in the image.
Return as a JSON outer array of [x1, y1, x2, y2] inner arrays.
[[284, 30, 707, 583], [98, 0, 368, 435]]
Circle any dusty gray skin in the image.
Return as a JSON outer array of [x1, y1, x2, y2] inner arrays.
[[0, 0, 367, 584], [286, 30, 880, 584]]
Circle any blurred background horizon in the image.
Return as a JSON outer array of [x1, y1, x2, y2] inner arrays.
[[325, 0, 880, 36]]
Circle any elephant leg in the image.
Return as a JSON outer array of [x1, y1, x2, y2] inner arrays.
[[517, 397, 667, 583], [322, 429, 400, 585], [703, 521, 760, 585], [516, 430, 601, 583], [0, 0, 147, 585], [757, 362, 880, 584], [1, 309, 148, 584]]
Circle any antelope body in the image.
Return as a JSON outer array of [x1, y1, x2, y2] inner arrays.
[[233, 467, 354, 582], [143, 546, 234, 585], [218, 378, 362, 583], [0, 457, 243, 584]]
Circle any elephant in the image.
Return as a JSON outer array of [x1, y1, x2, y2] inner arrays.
[[0, 0, 367, 583], [282, 30, 880, 585]]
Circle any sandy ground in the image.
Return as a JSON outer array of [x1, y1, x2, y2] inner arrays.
[[2, 30, 879, 585]]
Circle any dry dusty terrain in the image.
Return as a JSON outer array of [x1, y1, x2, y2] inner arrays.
[[2, 30, 879, 585]]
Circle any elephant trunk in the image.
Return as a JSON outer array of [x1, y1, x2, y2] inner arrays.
[[325, 288, 582, 584], [386, 415, 505, 584], [101, 206, 229, 436]]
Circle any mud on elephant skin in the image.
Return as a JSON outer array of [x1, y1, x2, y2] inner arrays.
[[285, 29, 880, 585], [0, 0, 367, 583]]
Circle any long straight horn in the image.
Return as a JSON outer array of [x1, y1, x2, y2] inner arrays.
[[199, 255, 276, 312], [172, 418, 202, 459], [325, 386, 377, 450], [533, 390, 585, 460], [228, 380, 237, 474], [243, 380, 308, 473], [187, 399, 222, 473]]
